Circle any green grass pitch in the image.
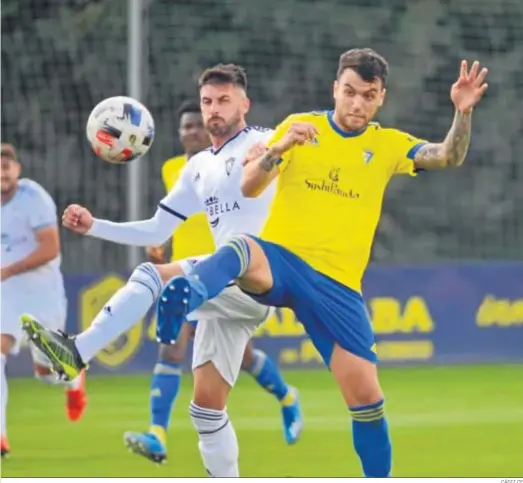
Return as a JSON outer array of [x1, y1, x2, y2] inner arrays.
[[1, 364, 522, 477]]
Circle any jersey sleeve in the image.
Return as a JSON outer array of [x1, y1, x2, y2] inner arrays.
[[27, 184, 58, 231], [391, 130, 428, 176], [158, 162, 203, 221], [267, 115, 296, 172]]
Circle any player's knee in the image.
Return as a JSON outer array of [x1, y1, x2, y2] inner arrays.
[[158, 342, 187, 364], [193, 363, 230, 410], [129, 262, 163, 299], [154, 262, 184, 284]]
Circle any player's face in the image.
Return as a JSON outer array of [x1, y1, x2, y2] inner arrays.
[[333, 68, 386, 131], [1, 157, 20, 195], [178, 112, 210, 155], [200, 83, 250, 139]]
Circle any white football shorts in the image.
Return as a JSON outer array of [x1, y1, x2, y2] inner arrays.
[[1, 290, 67, 357]]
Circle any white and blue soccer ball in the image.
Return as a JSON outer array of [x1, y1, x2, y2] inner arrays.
[[86, 96, 155, 164]]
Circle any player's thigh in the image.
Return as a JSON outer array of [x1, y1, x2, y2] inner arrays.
[[241, 339, 255, 370], [237, 236, 300, 307], [154, 260, 185, 284], [157, 321, 195, 364], [330, 344, 383, 407], [192, 317, 257, 408], [238, 235, 274, 294]]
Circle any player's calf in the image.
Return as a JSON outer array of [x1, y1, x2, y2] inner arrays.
[[330, 345, 391, 478]]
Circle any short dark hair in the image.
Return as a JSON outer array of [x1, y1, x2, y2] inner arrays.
[[337, 48, 389, 87], [198, 63, 248, 90], [176, 100, 201, 120], [1, 143, 18, 162]]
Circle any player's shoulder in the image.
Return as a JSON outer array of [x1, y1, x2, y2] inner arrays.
[[17, 178, 54, 204], [369, 123, 411, 140], [243, 125, 274, 142], [279, 110, 329, 126]]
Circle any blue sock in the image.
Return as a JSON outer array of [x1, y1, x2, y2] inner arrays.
[[149, 361, 182, 438], [246, 349, 290, 402], [349, 399, 392, 477], [188, 235, 251, 302]]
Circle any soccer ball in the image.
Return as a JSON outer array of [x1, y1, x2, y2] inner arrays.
[[86, 96, 155, 164]]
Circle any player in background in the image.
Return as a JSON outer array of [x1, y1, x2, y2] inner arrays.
[[154, 50, 488, 477], [0, 143, 87, 457], [124, 101, 298, 464], [21, 64, 303, 476]]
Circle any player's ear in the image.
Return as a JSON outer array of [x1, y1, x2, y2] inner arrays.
[[333, 80, 339, 101], [379, 88, 387, 107], [13, 161, 21, 178], [242, 96, 251, 116]]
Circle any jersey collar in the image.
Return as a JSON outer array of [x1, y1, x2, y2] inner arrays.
[[210, 127, 249, 156], [327, 110, 367, 138]]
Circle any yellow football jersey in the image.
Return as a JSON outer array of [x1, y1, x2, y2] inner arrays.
[[162, 155, 215, 260], [261, 110, 426, 293]]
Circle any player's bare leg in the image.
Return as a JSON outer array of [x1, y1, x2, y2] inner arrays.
[[124, 322, 194, 464], [0, 334, 14, 458]]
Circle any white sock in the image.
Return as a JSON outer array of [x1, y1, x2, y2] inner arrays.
[[1, 354, 8, 435], [75, 263, 162, 363], [189, 401, 239, 477]]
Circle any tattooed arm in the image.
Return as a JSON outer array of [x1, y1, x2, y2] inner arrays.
[[414, 110, 472, 170], [241, 145, 282, 198], [241, 121, 318, 197]]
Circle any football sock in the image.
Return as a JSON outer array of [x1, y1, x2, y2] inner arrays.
[[149, 361, 182, 445], [349, 399, 392, 477], [246, 349, 292, 403], [189, 401, 239, 477], [186, 235, 251, 306], [75, 263, 162, 363]]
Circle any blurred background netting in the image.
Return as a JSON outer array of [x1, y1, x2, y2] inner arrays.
[[2, 0, 522, 273]]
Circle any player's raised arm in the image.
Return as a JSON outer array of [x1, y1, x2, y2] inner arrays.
[[241, 121, 318, 197], [62, 164, 203, 246], [413, 60, 488, 170]]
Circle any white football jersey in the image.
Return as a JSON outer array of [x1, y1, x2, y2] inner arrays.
[[1, 179, 66, 302], [159, 126, 276, 247]]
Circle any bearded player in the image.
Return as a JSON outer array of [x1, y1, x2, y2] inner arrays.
[[20, 64, 303, 476], [154, 49, 488, 477], [124, 100, 300, 463]]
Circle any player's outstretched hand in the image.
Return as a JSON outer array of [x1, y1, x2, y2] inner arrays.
[[274, 122, 319, 154], [451, 60, 488, 114], [62, 204, 94, 234]]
